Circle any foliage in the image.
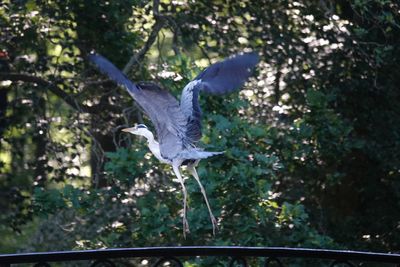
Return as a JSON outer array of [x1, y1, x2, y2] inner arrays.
[[1, 0, 400, 264]]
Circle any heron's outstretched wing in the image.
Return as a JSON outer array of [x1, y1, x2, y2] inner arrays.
[[180, 52, 259, 143], [88, 54, 187, 160], [135, 82, 188, 160]]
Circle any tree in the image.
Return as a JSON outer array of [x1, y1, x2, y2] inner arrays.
[[1, 0, 399, 260]]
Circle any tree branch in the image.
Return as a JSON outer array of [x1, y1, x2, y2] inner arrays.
[[122, 0, 166, 74], [0, 72, 121, 114], [122, 21, 165, 74]]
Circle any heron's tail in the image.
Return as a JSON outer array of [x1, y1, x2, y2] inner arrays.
[[197, 151, 225, 159], [179, 150, 224, 160]]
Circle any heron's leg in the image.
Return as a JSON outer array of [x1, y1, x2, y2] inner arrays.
[[187, 164, 218, 235], [172, 162, 190, 237]]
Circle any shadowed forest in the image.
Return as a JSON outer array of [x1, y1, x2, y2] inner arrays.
[[1, 0, 400, 265]]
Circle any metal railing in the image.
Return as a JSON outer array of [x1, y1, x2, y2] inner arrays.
[[1, 246, 400, 266]]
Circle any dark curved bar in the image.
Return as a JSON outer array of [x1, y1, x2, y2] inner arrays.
[[1, 246, 400, 265]]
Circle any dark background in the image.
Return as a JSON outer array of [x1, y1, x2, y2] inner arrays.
[[0, 0, 399, 264]]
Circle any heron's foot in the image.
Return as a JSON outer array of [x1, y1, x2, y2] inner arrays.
[[210, 214, 218, 236]]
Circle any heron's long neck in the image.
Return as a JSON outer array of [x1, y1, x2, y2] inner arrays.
[[141, 130, 168, 163]]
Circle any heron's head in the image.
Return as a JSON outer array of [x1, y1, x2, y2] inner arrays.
[[122, 124, 149, 136]]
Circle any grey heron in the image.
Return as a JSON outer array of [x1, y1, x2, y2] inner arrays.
[[89, 52, 259, 236]]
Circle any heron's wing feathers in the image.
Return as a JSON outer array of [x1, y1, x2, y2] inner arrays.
[[180, 52, 259, 143], [135, 83, 188, 160], [89, 54, 187, 160], [88, 54, 139, 92], [194, 52, 260, 94], [179, 80, 203, 142]]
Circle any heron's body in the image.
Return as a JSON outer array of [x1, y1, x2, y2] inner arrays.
[[140, 130, 170, 164], [89, 52, 259, 236], [134, 127, 219, 165]]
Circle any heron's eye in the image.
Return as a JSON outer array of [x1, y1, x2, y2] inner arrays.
[[137, 124, 147, 129]]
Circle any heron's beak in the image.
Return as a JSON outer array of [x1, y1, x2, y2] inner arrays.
[[122, 127, 135, 133]]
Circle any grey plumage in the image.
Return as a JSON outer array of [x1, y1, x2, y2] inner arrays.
[[181, 52, 259, 143], [89, 52, 259, 160], [89, 52, 259, 235], [130, 82, 188, 161]]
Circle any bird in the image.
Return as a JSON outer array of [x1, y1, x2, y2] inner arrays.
[[89, 52, 259, 236]]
